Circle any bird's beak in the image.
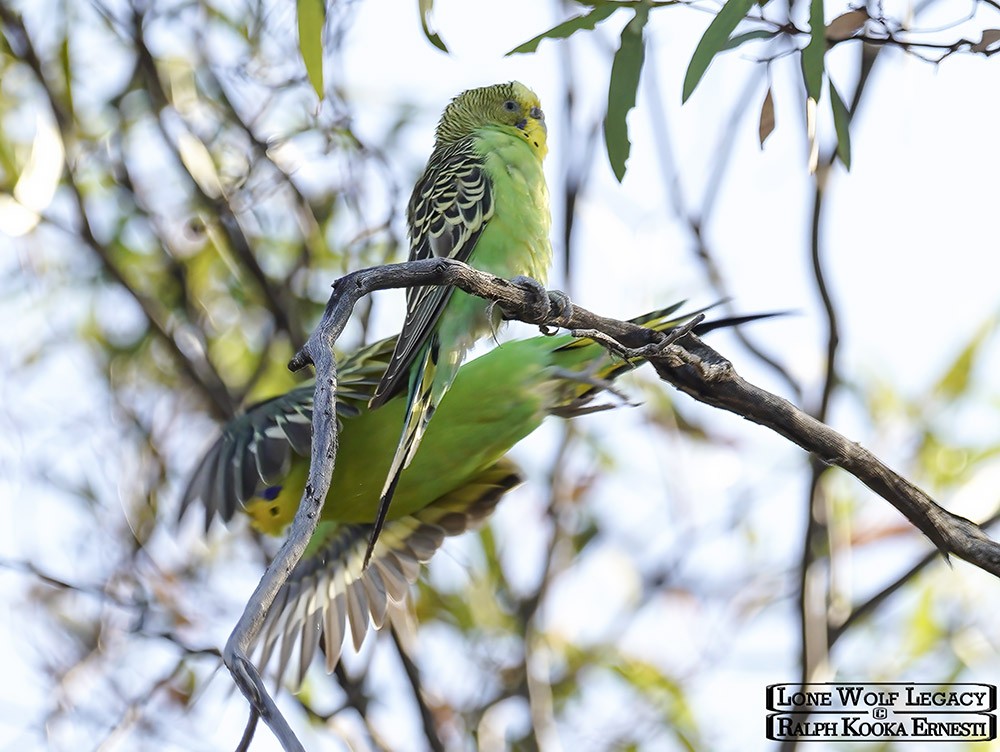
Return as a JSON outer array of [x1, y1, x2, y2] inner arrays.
[[518, 106, 548, 158], [518, 107, 546, 134], [530, 106, 546, 134]]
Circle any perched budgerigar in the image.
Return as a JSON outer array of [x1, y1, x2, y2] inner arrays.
[[181, 304, 775, 686], [367, 81, 553, 564]]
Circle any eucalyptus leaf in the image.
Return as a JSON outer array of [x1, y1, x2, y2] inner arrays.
[[419, 0, 448, 52], [829, 80, 851, 169], [508, 2, 620, 55], [801, 0, 825, 102], [682, 0, 754, 103], [759, 86, 775, 147], [297, 0, 325, 99], [604, 6, 649, 181]]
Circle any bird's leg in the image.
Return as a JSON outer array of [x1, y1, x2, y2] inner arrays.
[[545, 288, 574, 322], [508, 275, 573, 331]]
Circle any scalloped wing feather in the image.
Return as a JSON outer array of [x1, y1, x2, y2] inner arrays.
[[253, 459, 521, 687]]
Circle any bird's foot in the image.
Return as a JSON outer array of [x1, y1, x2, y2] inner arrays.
[[546, 289, 573, 322], [510, 276, 574, 332]]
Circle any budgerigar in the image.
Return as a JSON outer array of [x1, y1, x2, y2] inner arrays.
[[366, 81, 553, 565], [181, 303, 776, 685]]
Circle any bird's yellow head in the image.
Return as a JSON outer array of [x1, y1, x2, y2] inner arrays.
[[243, 460, 308, 536], [435, 81, 547, 160]]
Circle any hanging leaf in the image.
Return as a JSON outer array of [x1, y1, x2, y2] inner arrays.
[[758, 86, 775, 147], [682, 0, 754, 103], [59, 32, 75, 120], [801, 0, 825, 103], [971, 28, 1000, 53], [508, 2, 620, 55], [829, 80, 851, 170], [934, 316, 997, 400], [604, 5, 649, 182], [297, 0, 325, 99], [825, 9, 867, 42], [801, 0, 824, 173], [418, 0, 448, 53]]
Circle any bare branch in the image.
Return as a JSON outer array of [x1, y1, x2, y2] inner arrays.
[[646, 342, 1000, 575]]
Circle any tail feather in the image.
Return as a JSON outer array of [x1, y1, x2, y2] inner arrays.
[[550, 305, 784, 417], [255, 459, 522, 687], [368, 336, 444, 568]]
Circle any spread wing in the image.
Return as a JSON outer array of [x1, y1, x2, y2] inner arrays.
[[179, 336, 399, 529], [369, 137, 495, 407]]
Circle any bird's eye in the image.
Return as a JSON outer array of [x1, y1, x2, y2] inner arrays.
[[503, 100, 518, 112]]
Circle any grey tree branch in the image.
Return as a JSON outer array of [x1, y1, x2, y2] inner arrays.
[[225, 257, 1000, 750], [647, 340, 1000, 574]]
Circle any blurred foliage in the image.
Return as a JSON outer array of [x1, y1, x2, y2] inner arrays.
[[514, 0, 1000, 176], [2, 0, 1000, 750]]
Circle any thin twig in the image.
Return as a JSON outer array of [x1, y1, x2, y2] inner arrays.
[[390, 626, 446, 752], [235, 709, 259, 752]]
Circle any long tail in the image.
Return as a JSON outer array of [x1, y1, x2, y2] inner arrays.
[[369, 334, 448, 569], [257, 459, 521, 687], [548, 303, 785, 416]]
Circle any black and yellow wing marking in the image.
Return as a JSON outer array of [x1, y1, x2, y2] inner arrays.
[[369, 137, 495, 408], [179, 336, 400, 530]]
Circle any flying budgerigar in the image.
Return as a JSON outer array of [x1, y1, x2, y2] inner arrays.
[[366, 81, 553, 565], [180, 304, 776, 686]]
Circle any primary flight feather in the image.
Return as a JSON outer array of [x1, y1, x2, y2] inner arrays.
[[366, 81, 552, 565]]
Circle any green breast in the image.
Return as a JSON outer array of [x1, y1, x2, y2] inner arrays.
[[473, 127, 552, 283], [324, 339, 551, 523]]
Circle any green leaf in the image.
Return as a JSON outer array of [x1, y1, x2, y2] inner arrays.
[[59, 26, 75, 121], [682, 0, 754, 103], [971, 28, 1000, 53], [604, 6, 648, 182], [296, 0, 325, 99], [829, 80, 851, 169], [507, 2, 620, 55], [758, 86, 775, 147], [825, 9, 868, 41], [934, 316, 996, 399], [801, 0, 825, 102], [418, 0, 448, 52]]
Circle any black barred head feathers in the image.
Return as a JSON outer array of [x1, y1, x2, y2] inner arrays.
[[434, 81, 547, 158]]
